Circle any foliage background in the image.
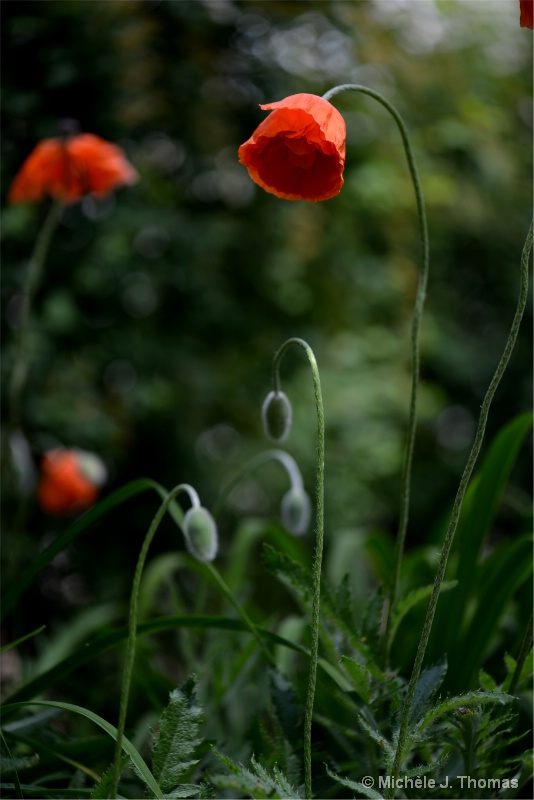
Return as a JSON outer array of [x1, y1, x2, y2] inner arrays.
[[1, 0, 532, 762]]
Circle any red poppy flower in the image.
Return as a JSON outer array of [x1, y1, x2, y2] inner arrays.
[[520, 0, 534, 28], [37, 448, 105, 516], [238, 93, 346, 202], [8, 134, 138, 204]]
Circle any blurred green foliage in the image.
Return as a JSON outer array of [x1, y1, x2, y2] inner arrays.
[[1, 0, 532, 742]]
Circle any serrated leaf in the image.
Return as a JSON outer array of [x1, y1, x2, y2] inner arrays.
[[90, 756, 129, 799], [210, 748, 300, 799], [325, 765, 384, 799], [250, 756, 301, 799], [269, 670, 302, 748], [340, 656, 372, 703], [152, 677, 203, 793], [418, 690, 515, 733], [361, 586, 385, 651], [408, 659, 448, 726], [335, 574, 355, 632]]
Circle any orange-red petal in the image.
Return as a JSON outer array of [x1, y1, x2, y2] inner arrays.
[[8, 133, 138, 204], [238, 93, 346, 202], [520, 0, 534, 28], [37, 449, 100, 516]]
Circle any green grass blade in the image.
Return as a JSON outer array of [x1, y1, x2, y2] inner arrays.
[[1, 479, 175, 622], [0, 625, 46, 654], [449, 534, 533, 690], [3, 614, 342, 708], [1, 700, 163, 799], [428, 413, 533, 663]]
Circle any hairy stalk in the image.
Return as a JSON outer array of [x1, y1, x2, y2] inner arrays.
[[109, 484, 194, 799], [389, 222, 532, 796], [509, 608, 533, 695], [8, 201, 61, 433], [323, 84, 429, 662], [270, 337, 324, 800]]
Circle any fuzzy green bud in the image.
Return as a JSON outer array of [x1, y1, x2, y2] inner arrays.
[[262, 390, 292, 442], [183, 506, 218, 562], [281, 487, 311, 536]]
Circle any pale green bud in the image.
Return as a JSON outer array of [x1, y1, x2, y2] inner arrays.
[[183, 507, 218, 562], [281, 487, 312, 536], [262, 390, 292, 442]]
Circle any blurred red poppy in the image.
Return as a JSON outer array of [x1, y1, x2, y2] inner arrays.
[[37, 448, 105, 516], [238, 93, 346, 202], [8, 134, 138, 204], [520, 0, 534, 27]]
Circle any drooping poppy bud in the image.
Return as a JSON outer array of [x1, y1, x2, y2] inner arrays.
[[183, 506, 218, 562], [281, 487, 312, 536], [37, 448, 105, 516], [8, 133, 138, 204], [262, 390, 293, 442], [238, 93, 346, 202], [520, 0, 534, 28]]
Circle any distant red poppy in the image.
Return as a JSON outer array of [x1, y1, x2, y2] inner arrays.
[[238, 93, 346, 202], [37, 448, 105, 516], [8, 134, 138, 204], [520, 0, 534, 28]]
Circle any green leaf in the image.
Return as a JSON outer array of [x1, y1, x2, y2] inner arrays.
[[340, 656, 372, 703], [90, 756, 129, 799], [449, 534, 533, 689], [389, 581, 457, 649], [2, 700, 163, 799], [325, 765, 384, 800], [210, 749, 301, 799], [269, 670, 302, 748], [478, 668, 497, 691], [361, 585, 385, 657], [429, 413, 533, 666], [417, 690, 515, 733], [152, 677, 203, 792], [407, 659, 448, 726]]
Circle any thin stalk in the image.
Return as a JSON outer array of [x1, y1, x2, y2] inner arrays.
[[204, 562, 277, 667], [509, 608, 533, 695], [109, 484, 192, 799], [323, 85, 429, 661], [271, 337, 325, 800], [8, 200, 61, 432], [389, 221, 532, 796]]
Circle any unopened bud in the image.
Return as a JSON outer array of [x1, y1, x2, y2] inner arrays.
[[262, 390, 292, 442], [281, 487, 312, 536], [183, 506, 218, 562]]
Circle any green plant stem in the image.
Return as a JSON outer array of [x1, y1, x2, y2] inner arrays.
[[8, 200, 61, 433], [204, 562, 277, 667], [323, 84, 429, 662], [109, 483, 191, 799], [509, 608, 533, 695], [388, 221, 532, 797], [271, 337, 324, 800]]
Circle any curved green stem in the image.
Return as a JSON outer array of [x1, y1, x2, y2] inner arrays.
[[323, 84, 429, 661], [109, 483, 194, 799], [271, 337, 324, 800], [389, 221, 532, 796], [8, 200, 61, 433], [213, 448, 304, 519]]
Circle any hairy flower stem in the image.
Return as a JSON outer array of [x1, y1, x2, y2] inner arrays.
[[8, 201, 61, 433], [270, 337, 324, 800], [323, 85, 429, 664], [388, 222, 532, 797], [110, 485, 194, 799]]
